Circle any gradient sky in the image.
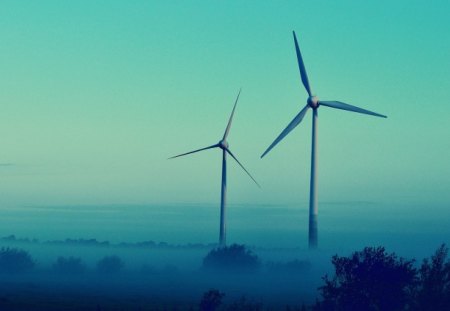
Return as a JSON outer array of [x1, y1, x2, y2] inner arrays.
[[1, 1, 449, 208]]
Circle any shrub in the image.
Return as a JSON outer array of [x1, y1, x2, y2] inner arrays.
[[0, 247, 35, 273], [96, 255, 124, 273], [202, 244, 260, 272], [315, 246, 416, 311], [414, 244, 450, 311], [52, 256, 86, 274], [199, 289, 225, 311]]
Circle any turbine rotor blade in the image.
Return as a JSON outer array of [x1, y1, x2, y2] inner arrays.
[[223, 88, 241, 140], [226, 148, 260, 188], [293, 31, 312, 96], [261, 104, 310, 158], [168, 144, 218, 159], [319, 101, 387, 118]]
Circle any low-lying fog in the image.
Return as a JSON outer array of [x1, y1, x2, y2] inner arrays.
[[0, 202, 448, 310]]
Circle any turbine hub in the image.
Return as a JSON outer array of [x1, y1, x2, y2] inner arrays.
[[307, 96, 319, 109], [218, 140, 229, 149]]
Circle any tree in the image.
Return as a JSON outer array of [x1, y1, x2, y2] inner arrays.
[[315, 246, 416, 311], [0, 247, 35, 273], [202, 244, 260, 273], [414, 244, 450, 311], [199, 289, 225, 311]]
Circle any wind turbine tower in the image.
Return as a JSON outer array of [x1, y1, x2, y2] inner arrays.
[[261, 32, 386, 249], [170, 90, 260, 246]]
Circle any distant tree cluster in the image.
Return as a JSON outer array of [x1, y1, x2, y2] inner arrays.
[[202, 244, 261, 273], [96, 255, 124, 273], [0, 234, 215, 250], [0, 247, 35, 273], [314, 244, 450, 311], [0, 247, 129, 275]]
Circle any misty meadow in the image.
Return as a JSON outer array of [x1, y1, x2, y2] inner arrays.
[[0, 203, 449, 310]]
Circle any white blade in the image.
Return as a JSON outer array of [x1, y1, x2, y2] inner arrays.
[[225, 148, 260, 188], [168, 144, 218, 159], [261, 104, 310, 158], [319, 101, 387, 118], [223, 89, 241, 140], [293, 31, 312, 96]]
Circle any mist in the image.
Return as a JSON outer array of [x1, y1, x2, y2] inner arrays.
[[0, 202, 448, 309]]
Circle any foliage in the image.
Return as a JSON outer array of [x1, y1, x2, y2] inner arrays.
[[96, 255, 124, 273], [413, 244, 450, 311], [203, 244, 260, 273], [52, 256, 86, 274], [199, 289, 225, 311], [315, 246, 416, 311], [0, 247, 35, 273]]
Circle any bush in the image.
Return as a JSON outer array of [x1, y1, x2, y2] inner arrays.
[[202, 244, 260, 272], [199, 289, 225, 311], [96, 255, 124, 273], [0, 247, 35, 273], [315, 246, 416, 311], [52, 256, 86, 274], [414, 244, 450, 311]]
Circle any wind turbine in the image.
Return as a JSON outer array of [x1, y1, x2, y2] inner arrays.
[[170, 89, 260, 246], [261, 32, 386, 249]]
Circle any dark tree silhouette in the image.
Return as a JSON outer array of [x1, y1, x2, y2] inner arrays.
[[96, 255, 124, 273], [203, 244, 260, 272], [0, 247, 35, 273], [199, 289, 225, 311], [414, 244, 450, 311], [315, 246, 416, 311]]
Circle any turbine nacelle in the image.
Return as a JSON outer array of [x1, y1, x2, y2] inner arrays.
[[307, 96, 319, 109], [218, 140, 229, 149]]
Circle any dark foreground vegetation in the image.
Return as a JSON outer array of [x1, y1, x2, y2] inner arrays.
[[314, 244, 450, 311], [0, 241, 448, 310]]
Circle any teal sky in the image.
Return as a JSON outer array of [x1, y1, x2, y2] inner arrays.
[[0, 1, 449, 208]]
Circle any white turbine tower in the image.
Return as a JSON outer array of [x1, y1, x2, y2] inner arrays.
[[170, 89, 260, 246], [261, 32, 387, 249]]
